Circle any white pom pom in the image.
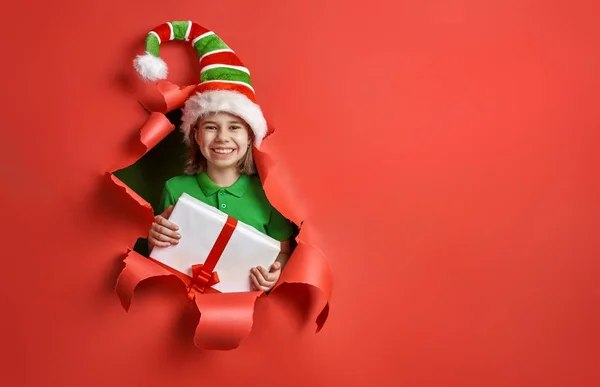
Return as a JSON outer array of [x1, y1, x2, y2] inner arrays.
[[133, 52, 168, 82]]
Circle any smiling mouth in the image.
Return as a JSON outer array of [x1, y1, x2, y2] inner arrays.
[[212, 148, 234, 154]]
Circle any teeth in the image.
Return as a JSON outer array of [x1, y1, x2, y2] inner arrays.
[[214, 149, 233, 154]]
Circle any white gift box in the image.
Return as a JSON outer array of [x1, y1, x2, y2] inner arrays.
[[150, 193, 281, 293]]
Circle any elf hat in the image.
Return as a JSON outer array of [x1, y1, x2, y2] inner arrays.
[[133, 21, 268, 148]]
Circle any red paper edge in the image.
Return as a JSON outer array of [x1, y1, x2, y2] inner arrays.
[[274, 237, 333, 332], [253, 146, 333, 332], [115, 249, 178, 311], [193, 291, 263, 350]]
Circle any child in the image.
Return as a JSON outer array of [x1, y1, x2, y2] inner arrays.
[[133, 21, 294, 292]]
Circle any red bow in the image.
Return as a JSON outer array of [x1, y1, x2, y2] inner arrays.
[[187, 264, 221, 299]]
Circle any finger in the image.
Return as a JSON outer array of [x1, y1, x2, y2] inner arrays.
[[150, 227, 175, 242], [252, 267, 271, 287], [149, 228, 179, 244], [155, 217, 180, 234], [150, 240, 170, 248], [250, 274, 259, 291], [257, 265, 271, 278], [250, 272, 268, 292], [262, 265, 279, 282], [266, 270, 280, 283], [153, 222, 181, 239], [148, 236, 171, 248], [255, 266, 270, 283], [270, 261, 281, 272], [149, 229, 170, 244]]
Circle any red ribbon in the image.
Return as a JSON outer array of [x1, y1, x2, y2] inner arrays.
[[192, 215, 238, 291], [149, 215, 239, 299]]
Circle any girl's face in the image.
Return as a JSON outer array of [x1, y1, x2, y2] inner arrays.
[[194, 112, 252, 171]]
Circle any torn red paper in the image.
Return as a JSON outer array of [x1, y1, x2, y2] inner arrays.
[[115, 249, 174, 310], [107, 173, 155, 225], [139, 112, 175, 152], [109, 80, 333, 350], [138, 82, 197, 114], [111, 110, 176, 173], [194, 291, 263, 349]]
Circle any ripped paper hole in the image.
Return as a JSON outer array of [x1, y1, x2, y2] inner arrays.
[[108, 81, 332, 350]]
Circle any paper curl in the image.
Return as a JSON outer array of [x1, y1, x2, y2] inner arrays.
[[139, 112, 175, 152], [110, 80, 332, 350], [194, 291, 262, 350], [138, 82, 197, 114], [116, 249, 173, 311]]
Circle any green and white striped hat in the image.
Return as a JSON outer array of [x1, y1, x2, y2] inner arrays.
[[133, 21, 268, 147]]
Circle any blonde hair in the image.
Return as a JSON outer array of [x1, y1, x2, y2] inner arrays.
[[183, 115, 257, 176]]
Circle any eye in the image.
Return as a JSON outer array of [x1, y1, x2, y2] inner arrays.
[[204, 125, 217, 130], [230, 125, 241, 130]]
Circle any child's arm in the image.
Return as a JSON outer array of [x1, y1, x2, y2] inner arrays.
[[274, 238, 292, 269]]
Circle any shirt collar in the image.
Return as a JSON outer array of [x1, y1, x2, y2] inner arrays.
[[196, 172, 250, 198]]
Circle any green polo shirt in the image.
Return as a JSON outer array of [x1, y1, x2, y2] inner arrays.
[[159, 172, 294, 241]]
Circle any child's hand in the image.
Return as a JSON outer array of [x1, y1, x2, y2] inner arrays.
[[148, 205, 181, 247], [250, 261, 281, 292]]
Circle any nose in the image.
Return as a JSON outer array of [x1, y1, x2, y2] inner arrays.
[[215, 127, 230, 142]]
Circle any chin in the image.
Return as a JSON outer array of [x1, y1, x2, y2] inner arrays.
[[209, 157, 242, 168], [212, 161, 237, 169]]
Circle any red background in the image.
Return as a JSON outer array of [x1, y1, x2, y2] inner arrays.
[[2, 1, 599, 386]]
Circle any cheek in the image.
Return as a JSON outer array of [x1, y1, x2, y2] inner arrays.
[[235, 132, 251, 146], [196, 132, 211, 147]]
